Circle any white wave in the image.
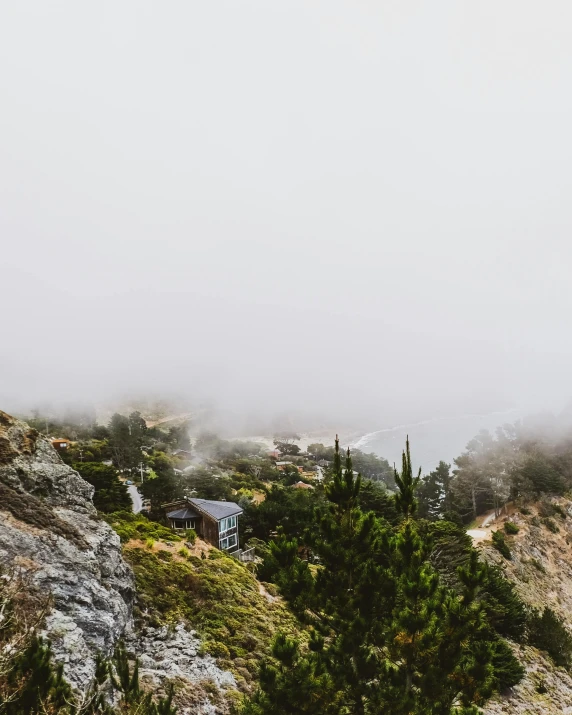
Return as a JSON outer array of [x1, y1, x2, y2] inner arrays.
[[350, 408, 520, 452]]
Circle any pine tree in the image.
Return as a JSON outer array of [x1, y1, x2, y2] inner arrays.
[[394, 436, 421, 517], [4, 636, 74, 714], [240, 632, 338, 715], [110, 641, 144, 705], [417, 461, 452, 520], [376, 446, 496, 714], [244, 437, 518, 715]]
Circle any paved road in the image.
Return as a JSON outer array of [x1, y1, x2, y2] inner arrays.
[[128, 485, 143, 513]]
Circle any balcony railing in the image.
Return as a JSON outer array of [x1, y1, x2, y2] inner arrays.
[[231, 547, 255, 563]]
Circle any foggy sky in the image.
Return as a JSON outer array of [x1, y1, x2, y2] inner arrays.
[[1, 1, 572, 428]]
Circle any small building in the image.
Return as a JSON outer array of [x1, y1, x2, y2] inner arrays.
[[293, 481, 314, 490], [51, 438, 71, 452], [275, 461, 293, 470], [162, 497, 243, 553]]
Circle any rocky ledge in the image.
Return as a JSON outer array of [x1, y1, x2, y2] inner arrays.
[[0, 410, 134, 688]]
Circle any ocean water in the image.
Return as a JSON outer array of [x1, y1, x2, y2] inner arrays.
[[351, 409, 523, 475]]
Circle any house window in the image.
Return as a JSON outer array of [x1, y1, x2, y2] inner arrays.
[[173, 519, 196, 530], [219, 515, 237, 533], [219, 533, 238, 551]]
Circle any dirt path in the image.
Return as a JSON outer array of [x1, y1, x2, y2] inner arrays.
[[467, 504, 514, 544], [258, 582, 278, 603], [145, 413, 192, 428]]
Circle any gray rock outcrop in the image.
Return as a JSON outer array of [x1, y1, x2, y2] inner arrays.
[[0, 410, 134, 688]]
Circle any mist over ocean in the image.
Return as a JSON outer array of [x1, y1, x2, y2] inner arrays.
[[352, 409, 523, 475]]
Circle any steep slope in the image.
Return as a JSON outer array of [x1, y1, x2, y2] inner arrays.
[[0, 410, 300, 713], [0, 410, 134, 687], [480, 499, 572, 714]]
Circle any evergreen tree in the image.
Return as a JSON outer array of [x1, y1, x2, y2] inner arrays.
[[240, 633, 338, 715], [257, 530, 313, 613], [110, 641, 144, 705], [417, 461, 452, 520], [75, 462, 131, 513], [4, 637, 73, 714], [108, 412, 147, 473], [244, 437, 511, 715]]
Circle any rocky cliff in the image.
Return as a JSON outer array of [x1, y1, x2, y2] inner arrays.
[[0, 410, 134, 687], [481, 499, 572, 714], [0, 411, 278, 714]]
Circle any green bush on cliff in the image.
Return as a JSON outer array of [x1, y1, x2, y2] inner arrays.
[[103, 511, 181, 543], [492, 530, 512, 560], [542, 517, 559, 533], [527, 607, 572, 668], [124, 545, 300, 670]]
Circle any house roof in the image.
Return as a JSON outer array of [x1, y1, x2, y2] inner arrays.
[[166, 507, 199, 520], [293, 481, 314, 489], [189, 498, 243, 520]]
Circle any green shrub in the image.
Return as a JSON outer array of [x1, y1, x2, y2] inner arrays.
[[102, 511, 181, 543], [204, 640, 231, 659], [145, 538, 154, 549], [504, 522, 519, 535], [481, 564, 527, 641], [490, 636, 525, 690], [528, 607, 572, 667], [178, 547, 190, 559], [123, 545, 300, 667], [542, 517, 559, 533], [185, 529, 197, 545], [519, 507, 531, 516], [492, 530, 512, 560], [553, 503, 567, 519]]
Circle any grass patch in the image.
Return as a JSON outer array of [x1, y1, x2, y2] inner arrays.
[[102, 510, 181, 543], [504, 522, 519, 535], [123, 544, 301, 670]]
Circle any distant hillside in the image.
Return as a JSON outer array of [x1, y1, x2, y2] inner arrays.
[[479, 498, 572, 714]]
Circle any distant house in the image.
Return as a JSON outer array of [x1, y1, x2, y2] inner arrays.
[[162, 497, 243, 553], [293, 481, 314, 490], [51, 439, 71, 452], [267, 450, 281, 459]]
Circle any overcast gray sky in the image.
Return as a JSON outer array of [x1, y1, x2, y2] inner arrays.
[[1, 1, 571, 427]]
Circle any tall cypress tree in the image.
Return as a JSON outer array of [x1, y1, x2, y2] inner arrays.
[[245, 437, 507, 715]]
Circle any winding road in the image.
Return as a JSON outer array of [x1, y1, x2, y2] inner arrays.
[[128, 484, 143, 513]]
